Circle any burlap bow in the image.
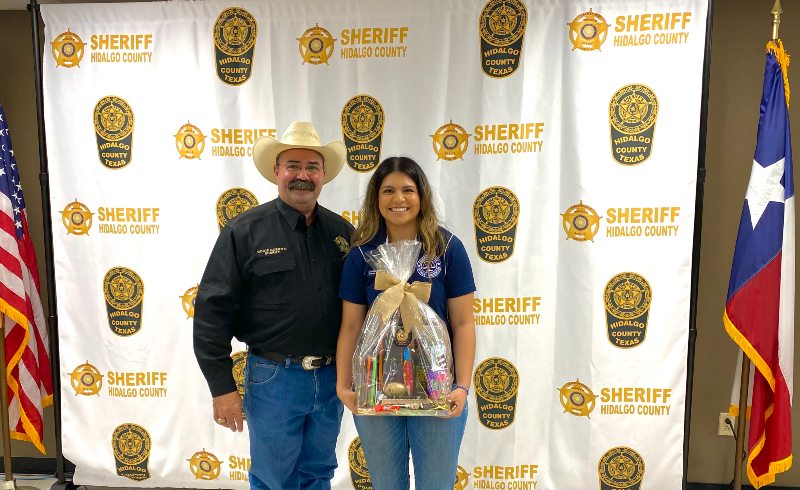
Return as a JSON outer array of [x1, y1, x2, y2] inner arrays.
[[372, 270, 432, 338]]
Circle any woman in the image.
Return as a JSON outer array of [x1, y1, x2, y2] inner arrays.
[[337, 156, 476, 490]]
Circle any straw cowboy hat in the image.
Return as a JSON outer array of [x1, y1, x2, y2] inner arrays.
[[252, 121, 346, 184]]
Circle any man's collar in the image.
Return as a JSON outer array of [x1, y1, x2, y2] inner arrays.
[[276, 197, 318, 230]]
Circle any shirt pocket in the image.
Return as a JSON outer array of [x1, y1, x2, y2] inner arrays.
[[249, 254, 297, 305]]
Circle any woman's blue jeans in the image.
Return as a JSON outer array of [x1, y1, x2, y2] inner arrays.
[[353, 402, 468, 490]]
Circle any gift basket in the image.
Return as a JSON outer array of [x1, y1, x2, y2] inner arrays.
[[352, 240, 453, 416]]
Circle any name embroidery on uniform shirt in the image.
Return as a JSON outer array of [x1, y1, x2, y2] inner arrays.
[[256, 247, 287, 256]]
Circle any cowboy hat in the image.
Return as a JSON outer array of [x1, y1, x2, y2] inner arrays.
[[252, 121, 346, 184]]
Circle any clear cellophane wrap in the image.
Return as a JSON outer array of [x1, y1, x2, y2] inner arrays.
[[352, 240, 454, 416]]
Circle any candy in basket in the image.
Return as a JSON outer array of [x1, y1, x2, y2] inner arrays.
[[352, 240, 453, 416]]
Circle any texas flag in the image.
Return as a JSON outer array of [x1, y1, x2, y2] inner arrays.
[[724, 40, 794, 488]]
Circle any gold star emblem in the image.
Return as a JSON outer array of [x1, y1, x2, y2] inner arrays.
[[174, 122, 206, 159], [180, 285, 198, 318], [561, 201, 601, 241], [188, 449, 222, 480], [69, 362, 103, 396], [567, 9, 609, 51], [297, 23, 336, 65], [454, 465, 470, 490], [558, 379, 596, 417], [430, 120, 471, 161], [61, 199, 93, 236], [51, 29, 86, 68]]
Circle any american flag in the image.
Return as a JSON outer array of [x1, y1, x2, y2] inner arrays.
[[0, 105, 52, 454], [725, 40, 794, 488]]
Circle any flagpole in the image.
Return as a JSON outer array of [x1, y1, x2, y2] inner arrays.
[[772, 0, 782, 42], [0, 313, 14, 488], [733, 357, 750, 490], [731, 4, 783, 489]]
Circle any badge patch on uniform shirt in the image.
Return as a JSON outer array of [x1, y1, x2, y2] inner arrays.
[[334, 236, 350, 256]]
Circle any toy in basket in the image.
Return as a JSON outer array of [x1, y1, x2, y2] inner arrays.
[[352, 240, 453, 416]]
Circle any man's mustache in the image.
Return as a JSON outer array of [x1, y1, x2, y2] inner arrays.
[[288, 179, 315, 191]]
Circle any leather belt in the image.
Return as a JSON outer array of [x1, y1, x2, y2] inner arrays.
[[249, 348, 335, 370]]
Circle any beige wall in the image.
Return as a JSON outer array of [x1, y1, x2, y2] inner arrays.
[[0, 9, 56, 459], [689, 0, 800, 486], [1, 0, 800, 485]]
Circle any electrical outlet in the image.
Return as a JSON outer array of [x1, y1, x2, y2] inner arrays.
[[718, 412, 735, 436]]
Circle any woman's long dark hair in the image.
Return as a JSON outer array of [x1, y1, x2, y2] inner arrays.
[[351, 157, 445, 264]]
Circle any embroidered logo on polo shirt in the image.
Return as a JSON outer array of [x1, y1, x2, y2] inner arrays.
[[415, 256, 442, 278]]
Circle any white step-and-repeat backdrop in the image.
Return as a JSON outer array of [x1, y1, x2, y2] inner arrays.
[[42, 0, 707, 488]]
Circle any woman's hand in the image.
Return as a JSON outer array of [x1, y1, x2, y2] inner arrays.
[[447, 386, 468, 418], [337, 385, 358, 414]]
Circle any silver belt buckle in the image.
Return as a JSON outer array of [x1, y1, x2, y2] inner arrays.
[[301, 355, 322, 370]]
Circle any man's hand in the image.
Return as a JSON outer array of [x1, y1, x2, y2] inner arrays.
[[213, 392, 245, 432]]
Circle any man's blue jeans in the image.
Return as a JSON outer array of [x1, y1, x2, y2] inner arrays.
[[243, 353, 343, 490], [353, 402, 468, 490]]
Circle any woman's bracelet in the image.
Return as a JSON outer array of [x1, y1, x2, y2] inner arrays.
[[454, 384, 470, 395]]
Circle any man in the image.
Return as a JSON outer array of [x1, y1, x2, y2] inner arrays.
[[193, 121, 353, 490]]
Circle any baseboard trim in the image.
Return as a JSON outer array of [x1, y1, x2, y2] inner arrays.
[[0, 457, 74, 476], [688, 484, 798, 490]]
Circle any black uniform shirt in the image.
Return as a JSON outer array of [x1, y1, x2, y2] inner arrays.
[[193, 197, 354, 396]]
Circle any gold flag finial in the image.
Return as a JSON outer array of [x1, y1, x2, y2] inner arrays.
[[772, 0, 782, 40]]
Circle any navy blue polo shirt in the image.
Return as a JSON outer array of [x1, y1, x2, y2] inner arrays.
[[339, 227, 476, 343]]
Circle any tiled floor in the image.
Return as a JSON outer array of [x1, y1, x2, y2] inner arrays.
[[1, 477, 164, 490], [8, 478, 189, 490], [9, 476, 58, 489]]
